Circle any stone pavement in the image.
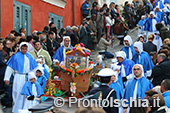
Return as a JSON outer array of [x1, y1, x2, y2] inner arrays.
[[2, 27, 138, 113]]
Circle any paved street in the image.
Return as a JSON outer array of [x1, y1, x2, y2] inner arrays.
[[2, 28, 138, 113]]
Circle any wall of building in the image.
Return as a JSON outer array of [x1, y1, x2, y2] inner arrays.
[[1, 0, 83, 37]]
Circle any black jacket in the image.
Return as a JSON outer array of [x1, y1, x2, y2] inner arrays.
[[89, 84, 118, 113], [151, 58, 170, 86], [143, 41, 157, 54], [0, 52, 6, 76]]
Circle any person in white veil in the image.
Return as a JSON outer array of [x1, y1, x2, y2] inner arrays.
[[121, 35, 136, 60], [116, 51, 135, 84], [124, 64, 153, 113], [109, 71, 124, 113], [52, 36, 72, 63], [132, 41, 154, 78], [4, 42, 38, 113], [20, 72, 44, 113]]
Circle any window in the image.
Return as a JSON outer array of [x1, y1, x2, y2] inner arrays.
[[13, 1, 31, 36], [49, 12, 63, 31]]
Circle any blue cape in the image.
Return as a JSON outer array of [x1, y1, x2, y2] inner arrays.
[[7, 51, 38, 73], [42, 64, 49, 79], [37, 75, 47, 88], [52, 46, 64, 63], [154, 0, 164, 9], [132, 51, 154, 73], [144, 17, 160, 32], [164, 0, 170, 4], [20, 81, 44, 96], [109, 82, 124, 100], [154, 11, 163, 21], [137, 19, 145, 26], [124, 76, 153, 102], [121, 45, 136, 59], [117, 58, 135, 77]]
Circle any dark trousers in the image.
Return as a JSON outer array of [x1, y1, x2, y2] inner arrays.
[[99, 51, 114, 58], [97, 28, 102, 43]]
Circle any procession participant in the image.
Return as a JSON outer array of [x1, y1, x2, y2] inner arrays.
[[154, 0, 164, 10], [121, 35, 136, 60], [89, 68, 118, 113], [36, 58, 49, 79], [36, 67, 47, 88], [137, 15, 146, 35], [132, 41, 154, 77], [21, 72, 44, 111], [144, 11, 160, 38], [124, 64, 153, 113], [109, 71, 124, 113], [4, 42, 38, 113], [154, 7, 163, 22], [53, 36, 72, 63], [116, 51, 135, 84]]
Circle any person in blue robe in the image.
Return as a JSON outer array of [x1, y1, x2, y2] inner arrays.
[[109, 71, 124, 113], [121, 35, 136, 60], [144, 14, 149, 23], [144, 12, 160, 32], [164, 0, 170, 4], [109, 71, 124, 100], [116, 51, 135, 85], [154, 0, 164, 9], [154, 7, 163, 21], [132, 41, 154, 77], [21, 72, 44, 110], [36, 58, 49, 79], [36, 67, 47, 89], [124, 64, 153, 107], [138, 15, 145, 26], [53, 36, 72, 63], [4, 42, 38, 113]]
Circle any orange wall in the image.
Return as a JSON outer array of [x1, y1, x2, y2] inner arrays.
[[1, 0, 14, 38], [1, 0, 83, 37]]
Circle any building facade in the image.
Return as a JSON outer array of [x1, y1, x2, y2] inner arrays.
[[0, 0, 83, 37]]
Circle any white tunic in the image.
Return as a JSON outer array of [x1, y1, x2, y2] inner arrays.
[[4, 55, 31, 113]]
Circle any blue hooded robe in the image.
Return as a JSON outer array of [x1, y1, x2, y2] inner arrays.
[[144, 17, 160, 32], [6, 51, 38, 73], [37, 76, 47, 89], [124, 76, 153, 103], [154, 0, 164, 9], [21, 81, 44, 97], [52, 46, 64, 63], [133, 42, 154, 77], [164, 0, 170, 4], [154, 10, 163, 21]]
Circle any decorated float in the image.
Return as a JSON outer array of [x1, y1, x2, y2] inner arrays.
[[42, 43, 96, 98]]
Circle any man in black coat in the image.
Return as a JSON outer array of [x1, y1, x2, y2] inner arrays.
[[89, 68, 118, 113], [151, 53, 170, 86], [0, 40, 6, 90], [143, 34, 157, 54]]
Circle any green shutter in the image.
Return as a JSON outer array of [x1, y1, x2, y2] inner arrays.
[[13, 1, 31, 36], [49, 12, 63, 31]]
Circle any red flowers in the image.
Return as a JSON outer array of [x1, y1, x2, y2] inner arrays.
[[73, 47, 76, 50], [80, 43, 84, 47], [76, 70, 85, 73]]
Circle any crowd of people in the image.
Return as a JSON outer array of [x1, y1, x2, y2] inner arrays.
[[0, 0, 170, 113]]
